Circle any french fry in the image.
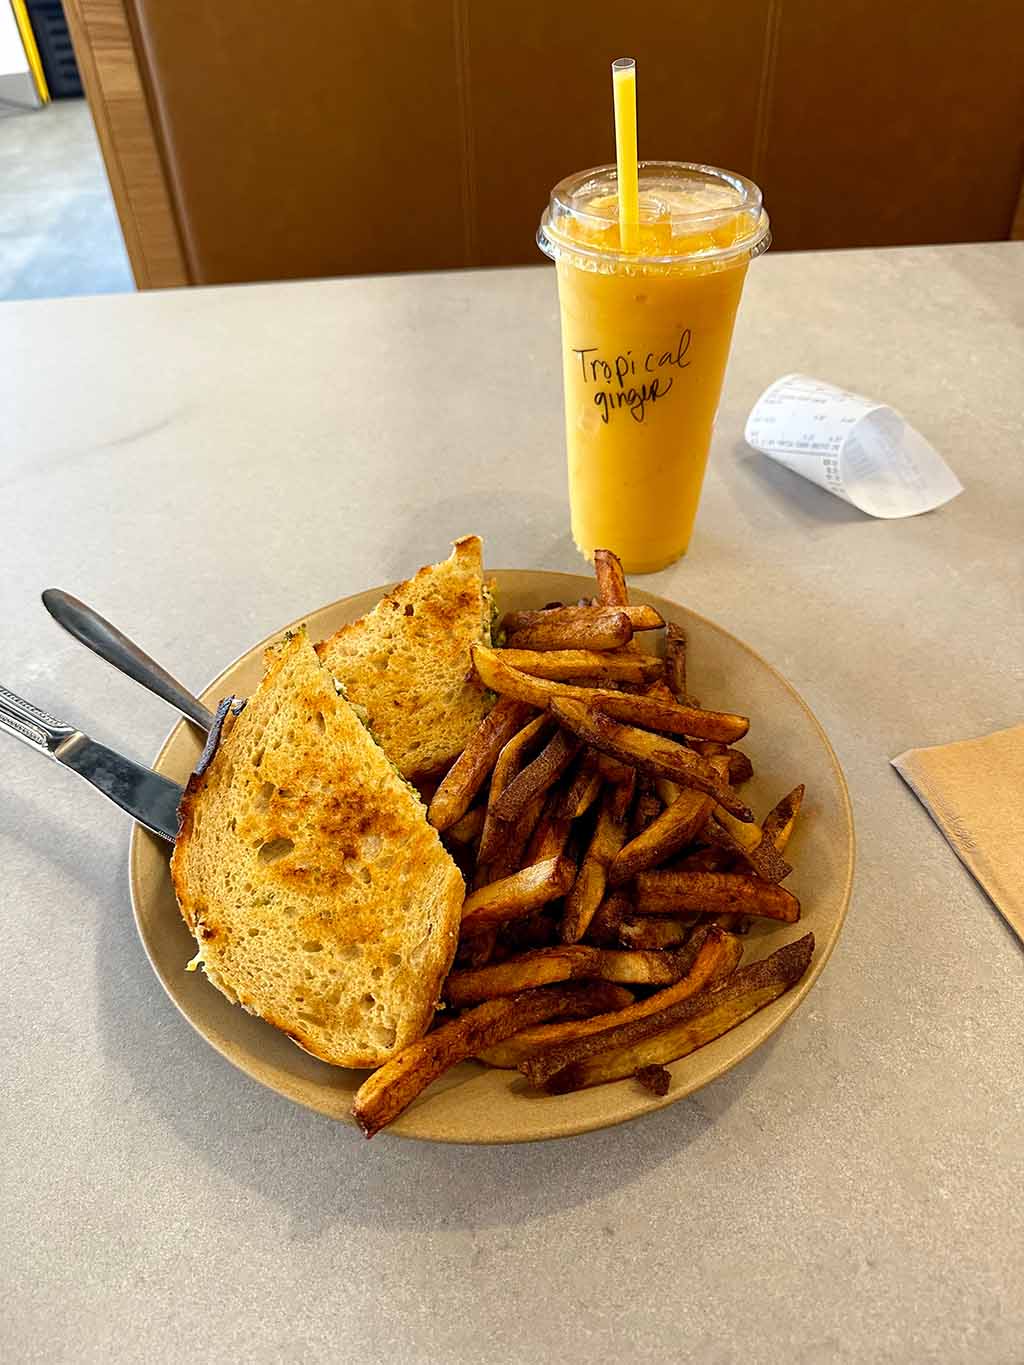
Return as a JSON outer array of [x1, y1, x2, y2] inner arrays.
[[692, 741, 755, 785], [428, 698, 535, 831], [455, 928, 498, 969], [445, 805, 485, 845], [502, 602, 665, 635], [596, 694, 749, 743], [480, 926, 739, 1068], [643, 684, 682, 805], [591, 752, 636, 786], [559, 753, 603, 819], [516, 927, 745, 1084], [484, 793, 547, 882], [473, 646, 746, 742], [532, 934, 815, 1094], [497, 648, 664, 684], [525, 789, 574, 863], [461, 856, 576, 931], [476, 984, 636, 1067], [593, 548, 630, 607], [595, 948, 696, 985], [761, 785, 805, 852], [628, 781, 663, 837], [636, 870, 801, 922], [560, 787, 630, 943], [617, 914, 697, 950], [607, 768, 636, 822], [505, 606, 633, 652], [644, 679, 677, 704], [490, 729, 581, 825], [477, 713, 552, 865], [673, 846, 736, 874], [496, 910, 560, 956], [586, 890, 631, 945], [665, 622, 691, 703], [352, 981, 625, 1136], [444, 945, 602, 1007], [549, 697, 753, 821], [705, 811, 793, 884], [609, 787, 716, 885], [635, 1065, 671, 1095]]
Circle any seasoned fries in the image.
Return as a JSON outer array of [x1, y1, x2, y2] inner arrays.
[[549, 697, 753, 821], [636, 869, 801, 923], [609, 787, 716, 885], [353, 547, 817, 1133], [505, 605, 633, 652], [762, 785, 805, 851], [533, 934, 814, 1093], [665, 622, 691, 703], [445, 804, 485, 845], [559, 754, 603, 819], [497, 648, 664, 684], [490, 729, 580, 825], [705, 810, 793, 884], [477, 713, 552, 865], [479, 927, 739, 1068], [595, 948, 696, 985], [444, 945, 602, 1007], [461, 856, 576, 931], [594, 548, 630, 607], [560, 787, 630, 943], [428, 697, 534, 831], [502, 602, 665, 636], [472, 646, 746, 743], [352, 981, 625, 1136], [635, 1065, 671, 1095], [524, 792, 574, 863], [617, 914, 697, 950]]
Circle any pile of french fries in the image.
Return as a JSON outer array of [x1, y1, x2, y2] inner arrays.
[[352, 550, 813, 1137]]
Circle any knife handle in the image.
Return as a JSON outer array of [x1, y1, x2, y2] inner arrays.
[[42, 589, 215, 732], [0, 684, 76, 758]]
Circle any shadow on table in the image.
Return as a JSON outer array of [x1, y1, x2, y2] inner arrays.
[[728, 440, 867, 529], [84, 832, 775, 1240]]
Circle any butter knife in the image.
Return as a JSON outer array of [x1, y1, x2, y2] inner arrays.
[[0, 684, 182, 842]]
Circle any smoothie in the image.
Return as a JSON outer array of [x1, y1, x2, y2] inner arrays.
[[539, 163, 770, 572]]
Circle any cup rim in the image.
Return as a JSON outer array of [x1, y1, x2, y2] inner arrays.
[[538, 160, 771, 268]]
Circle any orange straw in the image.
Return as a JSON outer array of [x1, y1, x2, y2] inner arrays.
[[612, 57, 639, 252]]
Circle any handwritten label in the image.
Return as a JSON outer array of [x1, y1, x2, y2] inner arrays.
[[572, 331, 692, 424]]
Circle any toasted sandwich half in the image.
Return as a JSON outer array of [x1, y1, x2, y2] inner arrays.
[[316, 535, 495, 780], [170, 629, 464, 1069]]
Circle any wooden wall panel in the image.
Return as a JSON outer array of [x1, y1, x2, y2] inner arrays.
[[128, 0, 467, 284], [763, 0, 1024, 250], [64, 0, 188, 288]]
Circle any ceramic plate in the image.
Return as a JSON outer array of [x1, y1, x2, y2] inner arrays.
[[129, 571, 854, 1143]]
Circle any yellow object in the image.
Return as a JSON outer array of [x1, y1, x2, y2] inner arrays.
[[611, 58, 638, 253], [10, 0, 50, 103], [539, 163, 770, 573]]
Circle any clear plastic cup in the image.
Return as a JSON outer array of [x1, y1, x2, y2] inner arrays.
[[538, 161, 770, 573]]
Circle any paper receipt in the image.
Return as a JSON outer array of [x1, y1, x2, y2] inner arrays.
[[744, 374, 963, 518]]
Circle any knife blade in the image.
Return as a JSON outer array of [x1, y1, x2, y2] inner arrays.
[[0, 684, 183, 842]]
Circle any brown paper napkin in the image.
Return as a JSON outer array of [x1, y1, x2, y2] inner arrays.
[[892, 723, 1024, 945]]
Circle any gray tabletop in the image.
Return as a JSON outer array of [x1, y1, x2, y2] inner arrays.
[[2, 244, 1022, 1364]]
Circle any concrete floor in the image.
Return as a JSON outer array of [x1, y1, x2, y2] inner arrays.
[[0, 98, 134, 300]]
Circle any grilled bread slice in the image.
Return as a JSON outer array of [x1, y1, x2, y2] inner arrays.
[[171, 629, 464, 1069], [316, 535, 494, 779]]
